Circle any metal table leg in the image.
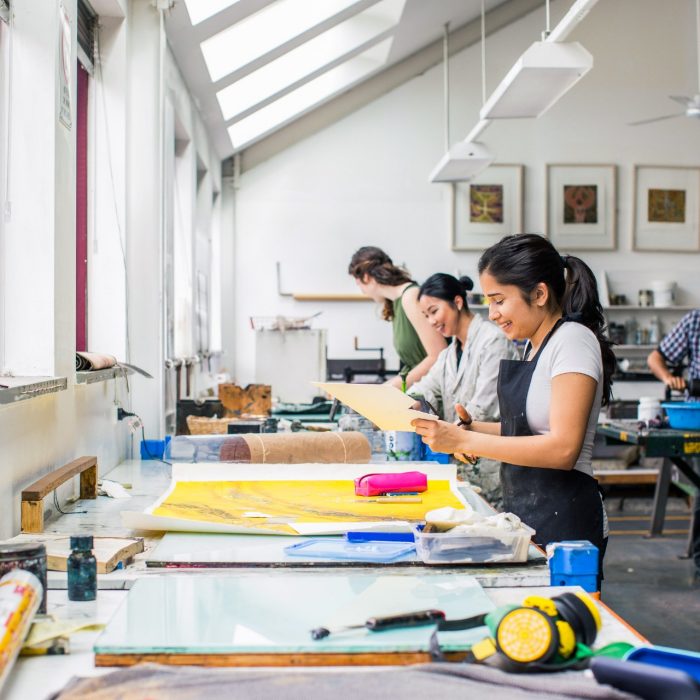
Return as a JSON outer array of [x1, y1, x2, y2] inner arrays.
[[648, 458, 673, 536]]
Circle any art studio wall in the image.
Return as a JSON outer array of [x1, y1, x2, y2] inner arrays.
[[232, 0, 700, 389]]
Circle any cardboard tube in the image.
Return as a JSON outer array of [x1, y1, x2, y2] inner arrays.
[[218, 431, 370, 463]]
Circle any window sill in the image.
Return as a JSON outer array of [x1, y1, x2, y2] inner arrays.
[[0, 377, 68, 404], [75, 367, 133, 385]]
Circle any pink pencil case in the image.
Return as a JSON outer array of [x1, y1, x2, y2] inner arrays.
[[354, 471, 428, 497]]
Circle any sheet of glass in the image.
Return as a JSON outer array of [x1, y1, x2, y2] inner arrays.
[[94, 573, 495, 655]]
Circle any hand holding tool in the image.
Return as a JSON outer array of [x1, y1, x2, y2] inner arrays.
[[455, 404, 479, 465], [311, 609, 446, 640]]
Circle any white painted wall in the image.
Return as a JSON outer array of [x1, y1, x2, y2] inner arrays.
[[233, 0, 700, 386], [0, 1, 129, 540], [0, 0, 224, 540]]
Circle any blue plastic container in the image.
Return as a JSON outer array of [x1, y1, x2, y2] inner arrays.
[[140, 435, 171, 460], [421, 444, 451, 464], [661, 402, 700, 430], [625, 645, 700, 684], [546, 540, 599, 592]]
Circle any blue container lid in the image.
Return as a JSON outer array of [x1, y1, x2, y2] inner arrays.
[[625, 644, 700, 683]]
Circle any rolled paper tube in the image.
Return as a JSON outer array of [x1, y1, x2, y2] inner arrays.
[[218, 431, 371, 463]]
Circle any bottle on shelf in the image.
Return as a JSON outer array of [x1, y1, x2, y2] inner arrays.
[[648, 316, 661, 345]]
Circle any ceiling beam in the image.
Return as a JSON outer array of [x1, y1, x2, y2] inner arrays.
[[235, 0, 543, 173]]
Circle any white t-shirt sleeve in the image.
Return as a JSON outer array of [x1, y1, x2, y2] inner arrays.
[[549, 323, 603, 381]]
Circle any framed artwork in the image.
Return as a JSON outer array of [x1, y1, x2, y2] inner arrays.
[[452, 164, 523, 251], [545, 164, 616, 250], [632, 165, 700, 252]]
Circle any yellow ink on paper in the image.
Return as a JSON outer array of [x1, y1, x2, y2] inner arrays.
[[153, 480, 464, 535]]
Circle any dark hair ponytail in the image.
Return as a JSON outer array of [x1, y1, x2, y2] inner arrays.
[[418, 273, 474, 312], [478, 234, 615, 405], [348, 246, 414, 321]]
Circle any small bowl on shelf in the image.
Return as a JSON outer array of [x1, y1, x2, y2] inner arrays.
[[661, 402, 700, 430]]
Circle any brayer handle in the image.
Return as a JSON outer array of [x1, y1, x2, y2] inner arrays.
[[365, 609, 446, 631]]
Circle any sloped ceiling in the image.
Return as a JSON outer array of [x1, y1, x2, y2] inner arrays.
[[165, 0, 543, 170]]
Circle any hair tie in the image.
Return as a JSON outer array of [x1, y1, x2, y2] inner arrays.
[[562, 311, 583, 323], [561, 255, 568, 268]]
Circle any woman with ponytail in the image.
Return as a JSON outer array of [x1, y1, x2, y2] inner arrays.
[[413, 234, 615, 577], [348, 247, 446, 388], [407, 273, 518, 505]]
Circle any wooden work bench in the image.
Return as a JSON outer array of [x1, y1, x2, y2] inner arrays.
[[0, 458, 648, 698], [11, 459, 552, 591]]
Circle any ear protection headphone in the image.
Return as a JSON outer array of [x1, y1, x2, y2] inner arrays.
[[471, 592, 602, 671]]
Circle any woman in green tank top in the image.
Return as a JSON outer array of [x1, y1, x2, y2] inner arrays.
[[349, 247, 446, 389]]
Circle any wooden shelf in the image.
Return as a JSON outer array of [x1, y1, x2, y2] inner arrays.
[[604, 306, 695, 312]]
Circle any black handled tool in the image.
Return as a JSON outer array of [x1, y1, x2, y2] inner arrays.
[[311, 609, 446, 640]]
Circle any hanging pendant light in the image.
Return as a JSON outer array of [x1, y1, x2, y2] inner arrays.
[[429, 12, 493, 183]]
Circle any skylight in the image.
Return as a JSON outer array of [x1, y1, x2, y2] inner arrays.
[[183, 0, 241, 26], [201, 0, 363, 82], [227, 38, 393, 150], [216, 0, 406, 122]]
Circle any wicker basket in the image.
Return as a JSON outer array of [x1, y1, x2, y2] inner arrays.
[[186, 415, 232, 435]]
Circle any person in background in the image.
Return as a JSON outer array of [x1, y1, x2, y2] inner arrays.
[[348, 247, 446, 389], [647, 309, 700, 581], [647, 309, 700, 392], [413, 234, 615, 582], [408, 273, 518, 506]]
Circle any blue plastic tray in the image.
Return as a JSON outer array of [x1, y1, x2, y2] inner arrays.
[[625, 644, 700, 683], [661, 402, 700, 430], [284, 538, 416, 563]]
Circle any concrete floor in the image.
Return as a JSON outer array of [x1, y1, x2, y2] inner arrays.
[[601, 494, 700, 652]]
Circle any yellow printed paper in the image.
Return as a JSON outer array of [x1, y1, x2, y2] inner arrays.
[[152, 479, 464, 535]]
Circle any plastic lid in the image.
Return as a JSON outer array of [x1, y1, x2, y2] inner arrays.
[[69, 535, 94, 550], [0, 542, 47, 559]]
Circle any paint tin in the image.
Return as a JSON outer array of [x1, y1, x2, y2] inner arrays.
[[0, 543, 47, 613]]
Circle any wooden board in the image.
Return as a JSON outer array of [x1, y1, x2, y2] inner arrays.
[[218, 383, 271, 416], [2, 534, 143, 574]]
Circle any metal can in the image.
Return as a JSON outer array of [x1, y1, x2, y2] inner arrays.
[[0, 543, 47, 614], [638, 289, 653, 307]]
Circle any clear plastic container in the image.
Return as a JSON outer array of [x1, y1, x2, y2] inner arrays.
[[413, 523, 535, 564]]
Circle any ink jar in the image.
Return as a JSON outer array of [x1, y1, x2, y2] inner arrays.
[[0, 543, 47, 613], [67, 535, 96, 601]]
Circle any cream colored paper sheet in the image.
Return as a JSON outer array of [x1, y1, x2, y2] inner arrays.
[[313, 382, 437, 431]]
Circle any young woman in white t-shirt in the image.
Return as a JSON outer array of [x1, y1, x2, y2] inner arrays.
[[413, 234, 615, 576]]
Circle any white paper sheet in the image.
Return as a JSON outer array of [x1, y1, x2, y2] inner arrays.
[[313, 382, 438, 431]]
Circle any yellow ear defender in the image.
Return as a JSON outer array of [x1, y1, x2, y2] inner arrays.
[[472, 592, 602, 670]]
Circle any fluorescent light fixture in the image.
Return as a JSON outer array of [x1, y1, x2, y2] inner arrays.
[[201, 0, 362, 82], [227, 39, 393, 150], [217, 0, 405, 121], [183, 0, 241, 26], [429, 141, 494, 183], [479, 41, 593, 119]]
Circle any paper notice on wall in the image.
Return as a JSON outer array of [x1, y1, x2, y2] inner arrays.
[[58, 0, 72, 129], [313, 382, 437, 431]]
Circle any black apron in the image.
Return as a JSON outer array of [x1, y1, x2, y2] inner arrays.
[[497, 320, 605, 557]]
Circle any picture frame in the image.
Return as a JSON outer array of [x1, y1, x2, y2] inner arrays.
[[632, 165, 700, 252], [452, 164, 523, 251], [545, 164, 616, 251]]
